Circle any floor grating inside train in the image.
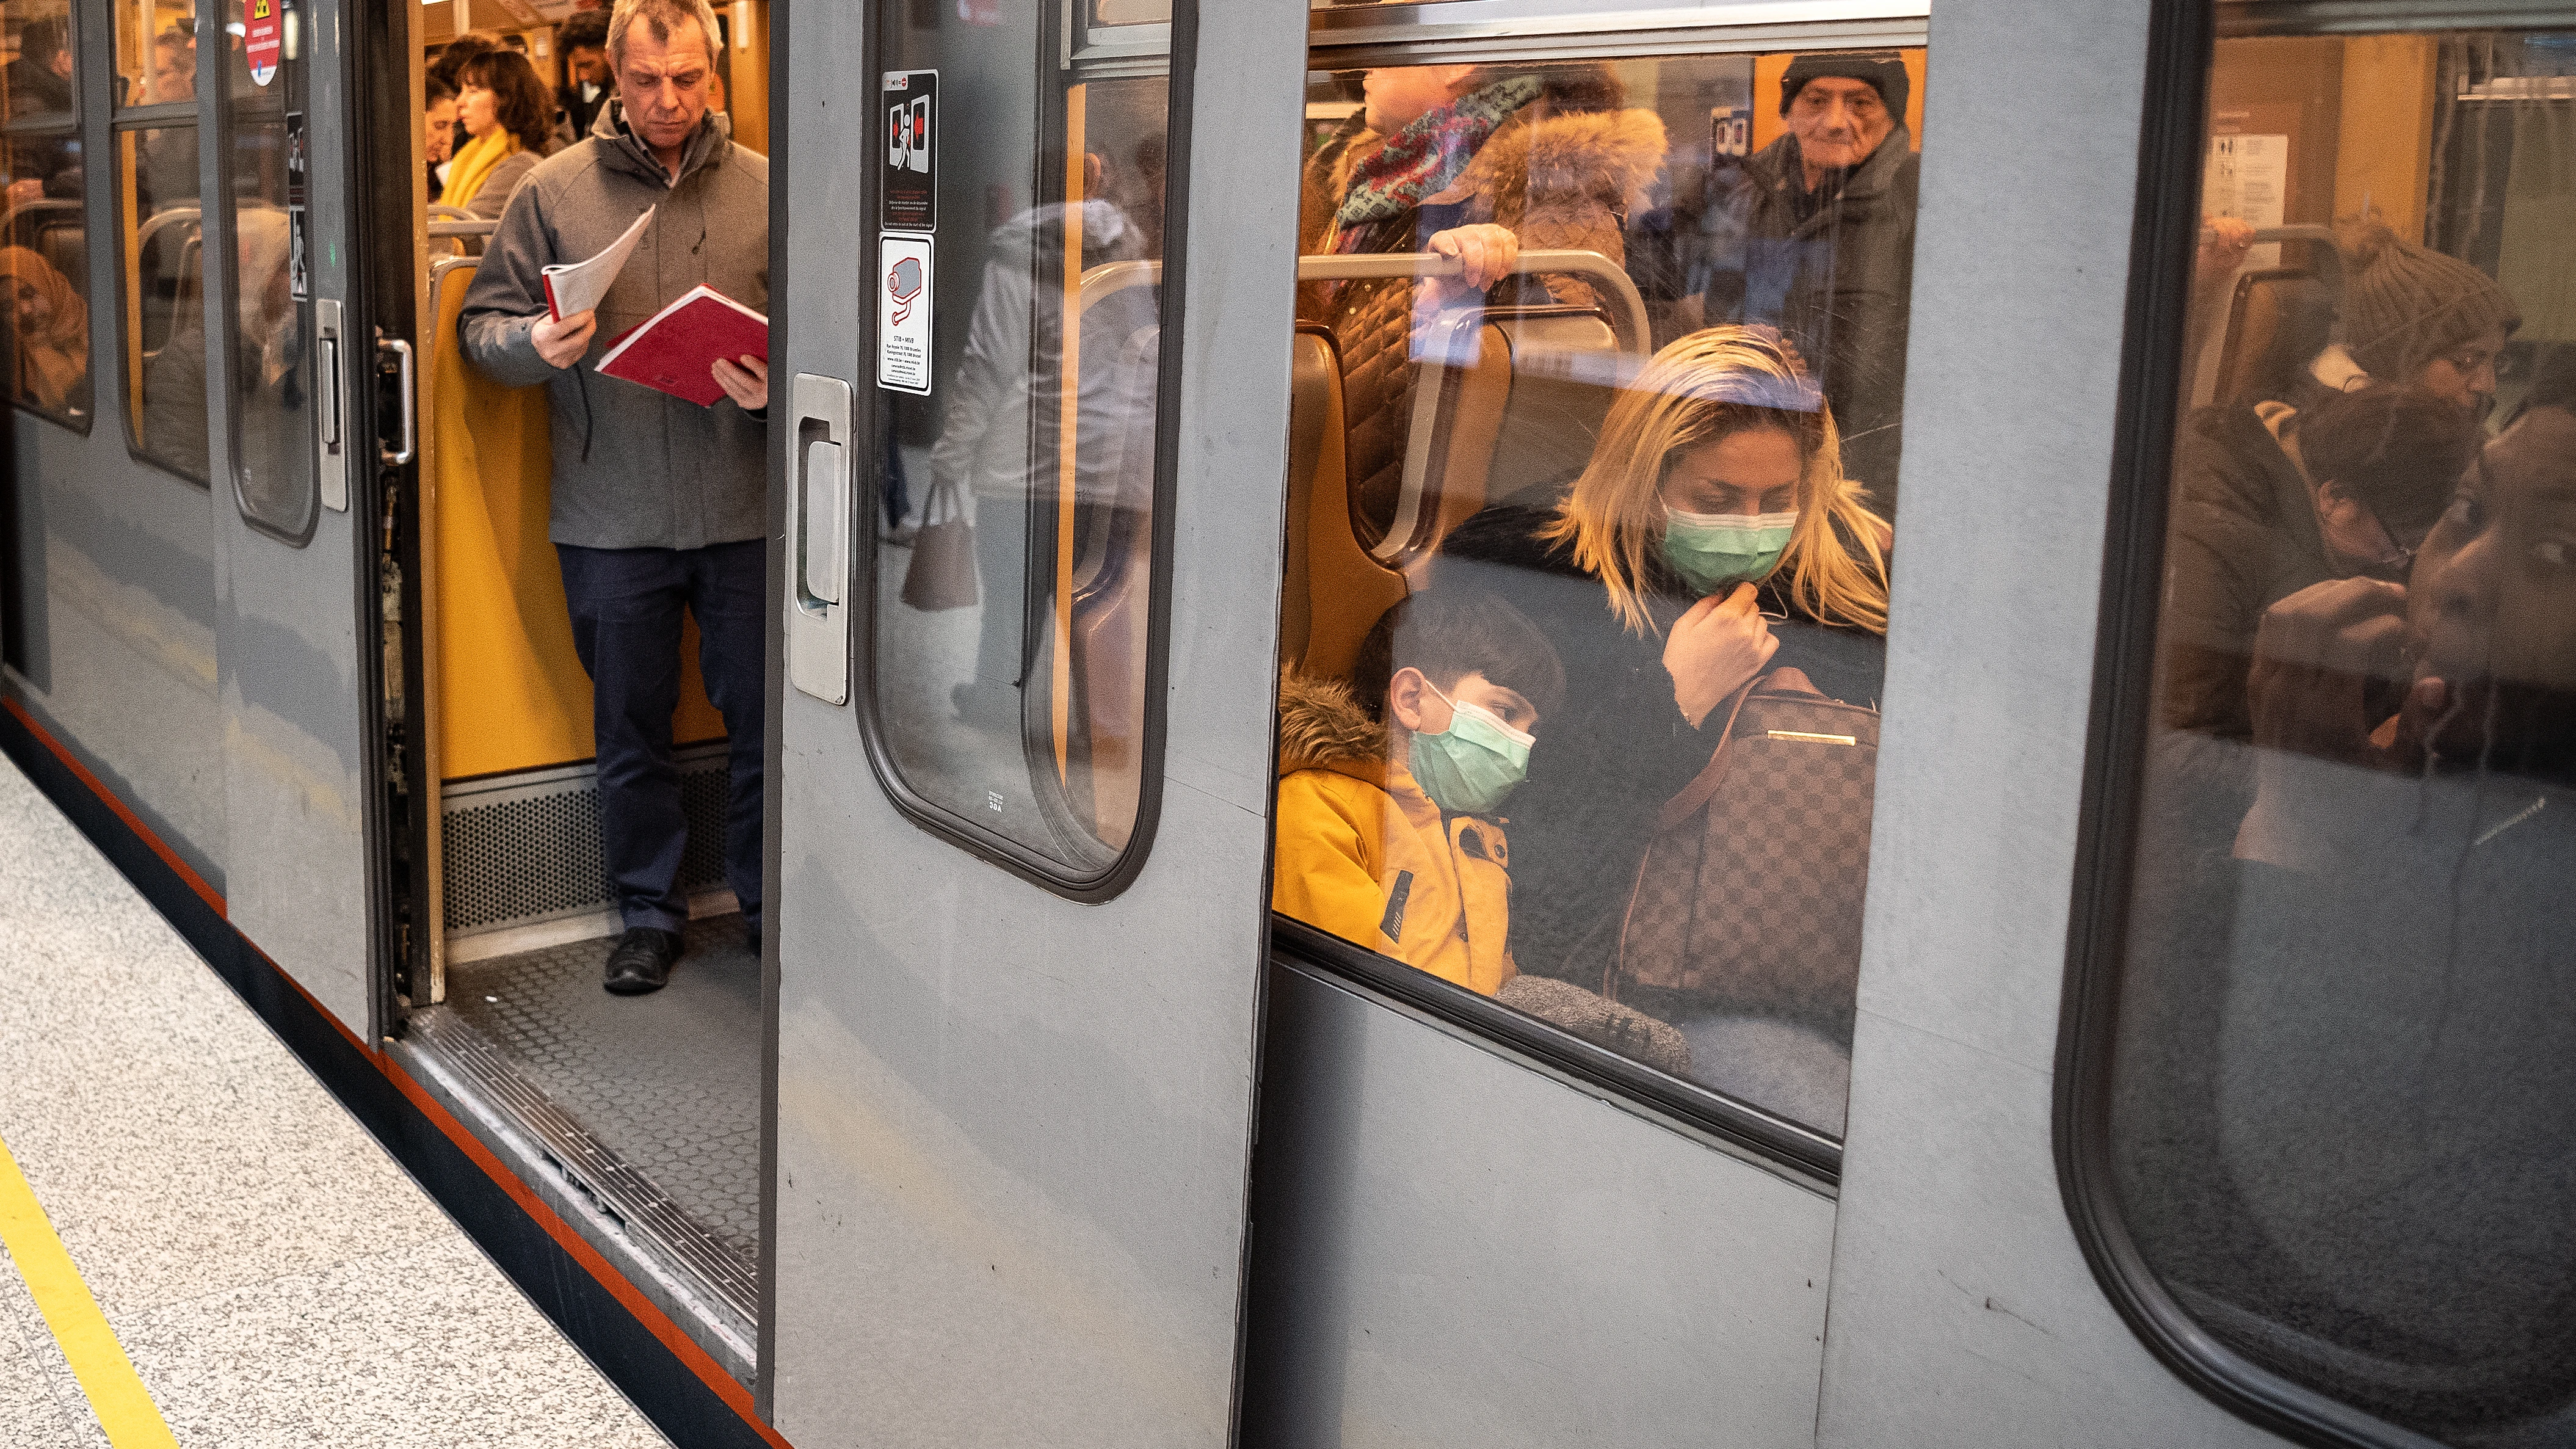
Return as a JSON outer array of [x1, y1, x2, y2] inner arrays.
[[400, 915, 763, 1376]]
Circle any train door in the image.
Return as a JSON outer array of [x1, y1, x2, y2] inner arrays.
[[203, 0, 400, 1036], [765, 0, 1301, 1439]]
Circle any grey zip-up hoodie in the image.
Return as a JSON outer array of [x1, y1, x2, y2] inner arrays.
[[460, 102, 769, 551]]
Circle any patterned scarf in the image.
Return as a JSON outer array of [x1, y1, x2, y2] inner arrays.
[[1327, 75, 1544, 253]]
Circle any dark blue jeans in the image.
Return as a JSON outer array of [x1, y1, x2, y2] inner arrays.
[[556, 540, 766, 937]]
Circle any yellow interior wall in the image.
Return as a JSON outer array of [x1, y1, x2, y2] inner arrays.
[[1752, 49, 1928, 154], [429, 271, 725, 784], [2332, 34, 2437, 242]]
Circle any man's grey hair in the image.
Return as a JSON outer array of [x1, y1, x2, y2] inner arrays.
[[607, 0, 723, 71]]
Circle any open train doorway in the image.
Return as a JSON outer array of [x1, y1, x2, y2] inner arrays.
[[371, 0, 778, 1385]]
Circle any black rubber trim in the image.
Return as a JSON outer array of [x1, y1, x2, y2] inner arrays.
[[0, 702, 782, 1449], [2052, 4, 2462, 1447], [753, 0, 789, 1412], [843, 17, 1189, 905], [1271, 915, 1842, 1183]]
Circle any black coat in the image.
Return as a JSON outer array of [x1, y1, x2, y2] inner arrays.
[[1427, 503, 1887, 981], [1703, 128, 1919, 516]]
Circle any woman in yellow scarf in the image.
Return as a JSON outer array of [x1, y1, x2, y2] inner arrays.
[[440, 49, 559, 220], [0, 244, 89, 416]]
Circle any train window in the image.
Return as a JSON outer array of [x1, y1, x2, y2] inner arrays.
[[863, 1, 1178, 887], [114, 0, 205, 478], [3, 0, 93, 429], [2077, 19, 2576, 1444], [216, 0, 314, 540], [1271, 47, 1922, 1141]]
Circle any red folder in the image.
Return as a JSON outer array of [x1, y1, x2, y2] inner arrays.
[[595, 285, 769, 407]]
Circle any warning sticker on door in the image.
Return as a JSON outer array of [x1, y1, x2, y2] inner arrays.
[[877, 233, 933, 395], [880, 70, 937, 232], [244, 0, 283, 85]]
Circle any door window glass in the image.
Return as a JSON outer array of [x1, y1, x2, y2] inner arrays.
[[4, 0, 91, 427], [218, 0, 314, 539], [867, 5, 1177, 884], [1271, 48, 1923, 1141], [114, 0, 198, 109], [2100, 24, 2576, 1440]]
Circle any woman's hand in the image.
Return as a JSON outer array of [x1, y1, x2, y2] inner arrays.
[[1664, 584, 1779, 728], [532, 308, 597, 369], [1424, 223, 1520, 302], [2246, 576, 2409, 768]]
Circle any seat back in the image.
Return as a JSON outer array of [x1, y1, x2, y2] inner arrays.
[[2216, 271, 2336, 408], [1283, 322, 1407, 681], [1373, 303, 1625, 573]]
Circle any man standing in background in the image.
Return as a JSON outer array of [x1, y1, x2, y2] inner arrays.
[[1703, 53, 1920, 516], [556, 9, 615, 141]]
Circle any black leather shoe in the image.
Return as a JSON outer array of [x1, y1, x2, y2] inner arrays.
[[602, 927, 682, 995]]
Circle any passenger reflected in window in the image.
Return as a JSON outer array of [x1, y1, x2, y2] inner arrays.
[[931, 139, 1155, 728], [0, 242, 87, 418], [1425, 325, 1889, 1126], [2124, 394, 2576, 1430], [1298, 62, 1664, 535], [143, 206, 291, 480], [137, 31, 200, 210], [1700, 53, 1917, 517], [2157, 384, 2482, 861]]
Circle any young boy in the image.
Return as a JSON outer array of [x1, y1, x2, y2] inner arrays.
[[1272, 592, 1565, 995]]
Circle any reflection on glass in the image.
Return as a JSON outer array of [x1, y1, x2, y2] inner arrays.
[[2, 0, 88, 426], [126, 125, 205, 473], [1, 0, 75, 125], [1272, 52, 1922, 1139], [219, 0, 313, 537], [114, 0, 198, 109], [872, 0, 1174, 877], [2110, 27, 2576, 1440]]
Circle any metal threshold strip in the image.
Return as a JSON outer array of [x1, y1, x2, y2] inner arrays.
[[397, 1008, 760, 1370]]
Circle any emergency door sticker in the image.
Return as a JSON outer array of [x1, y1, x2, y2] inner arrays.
[[244, 0, 283, 84], [881, 70, 937, 232], [878, 234, 934, 395]]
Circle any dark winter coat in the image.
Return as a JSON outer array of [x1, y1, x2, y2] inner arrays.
[[1424, 502, 1887, 981], [1298, 88, 1666, 533], [1704, 127, 1918, 513], [459, 102, 769, 551]]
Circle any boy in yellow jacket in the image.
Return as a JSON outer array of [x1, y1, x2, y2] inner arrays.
[[1272, 592, 1564, 995]]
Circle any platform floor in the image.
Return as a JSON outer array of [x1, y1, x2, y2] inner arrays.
[[0, 753, 671, 1449], [445, 920, 763, 1262]]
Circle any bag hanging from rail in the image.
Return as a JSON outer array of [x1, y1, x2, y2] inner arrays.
[[902, 474, 980, 612], [1608, 666, 1879, 1042]]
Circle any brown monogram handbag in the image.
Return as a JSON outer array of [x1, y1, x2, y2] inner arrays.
[[1608, 667, 1879, 1041]]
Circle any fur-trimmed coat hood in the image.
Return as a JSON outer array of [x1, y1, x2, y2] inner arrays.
[[1277, 670, 1385, 773], [1298, 96, 1669, 529]]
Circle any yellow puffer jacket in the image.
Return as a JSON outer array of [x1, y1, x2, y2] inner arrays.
[[1271, 674, 1517, 996]]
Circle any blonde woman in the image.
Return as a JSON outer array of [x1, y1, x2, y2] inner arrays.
[[1427, 325, 1892, 981]]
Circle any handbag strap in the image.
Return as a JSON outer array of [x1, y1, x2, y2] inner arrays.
[[1653, 676, 1763, 835]]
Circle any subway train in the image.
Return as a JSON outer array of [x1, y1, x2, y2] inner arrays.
[[4, 0, 2572, 1444]]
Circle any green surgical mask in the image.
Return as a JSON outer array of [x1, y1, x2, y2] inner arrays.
[[1406, 682, 1534, 816], [1662, 506, 1796, 595]]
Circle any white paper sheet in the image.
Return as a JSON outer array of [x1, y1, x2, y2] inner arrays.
[[543, 206, 656, 319]]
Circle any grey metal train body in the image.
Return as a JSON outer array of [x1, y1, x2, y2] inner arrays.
[[4, 0, 2566, 1444]]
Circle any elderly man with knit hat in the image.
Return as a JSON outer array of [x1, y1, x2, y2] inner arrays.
[[1702, 51, 1920, 516]]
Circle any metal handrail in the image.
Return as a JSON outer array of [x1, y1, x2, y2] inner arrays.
[[427, 204, 478, 222], [1076, 248, 1653, 358], [136, 205, 201, 254], [0, 196, 80, 236], [429, 219, 497, 239]]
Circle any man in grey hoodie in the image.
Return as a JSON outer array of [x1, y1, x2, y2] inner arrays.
[[460, 0, 769, 996]]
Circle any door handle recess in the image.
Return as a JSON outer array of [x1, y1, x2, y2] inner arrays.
[[316, 299, 347, 511], [785, 373, 853, 705], [379, 336, 416, 467]]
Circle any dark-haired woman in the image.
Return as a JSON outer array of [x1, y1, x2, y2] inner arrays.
[[442, 49, 559, 222], [1300, 63, 1666, 524]]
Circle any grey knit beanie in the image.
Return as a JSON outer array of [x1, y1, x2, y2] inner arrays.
[[2337, 219, 2521, 383]]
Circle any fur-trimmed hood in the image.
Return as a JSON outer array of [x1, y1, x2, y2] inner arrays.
[[1278, 672, 1386, 773], [1428, 103, 1667, 227]]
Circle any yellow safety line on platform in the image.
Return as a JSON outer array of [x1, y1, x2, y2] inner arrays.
[[0, 1131, 181, 1448]]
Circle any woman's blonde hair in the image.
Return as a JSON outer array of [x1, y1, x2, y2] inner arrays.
[[1539, 325, 1890, 637]]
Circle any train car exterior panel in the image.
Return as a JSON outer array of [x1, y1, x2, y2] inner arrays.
[[1245, 960, 1836, 1449]]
